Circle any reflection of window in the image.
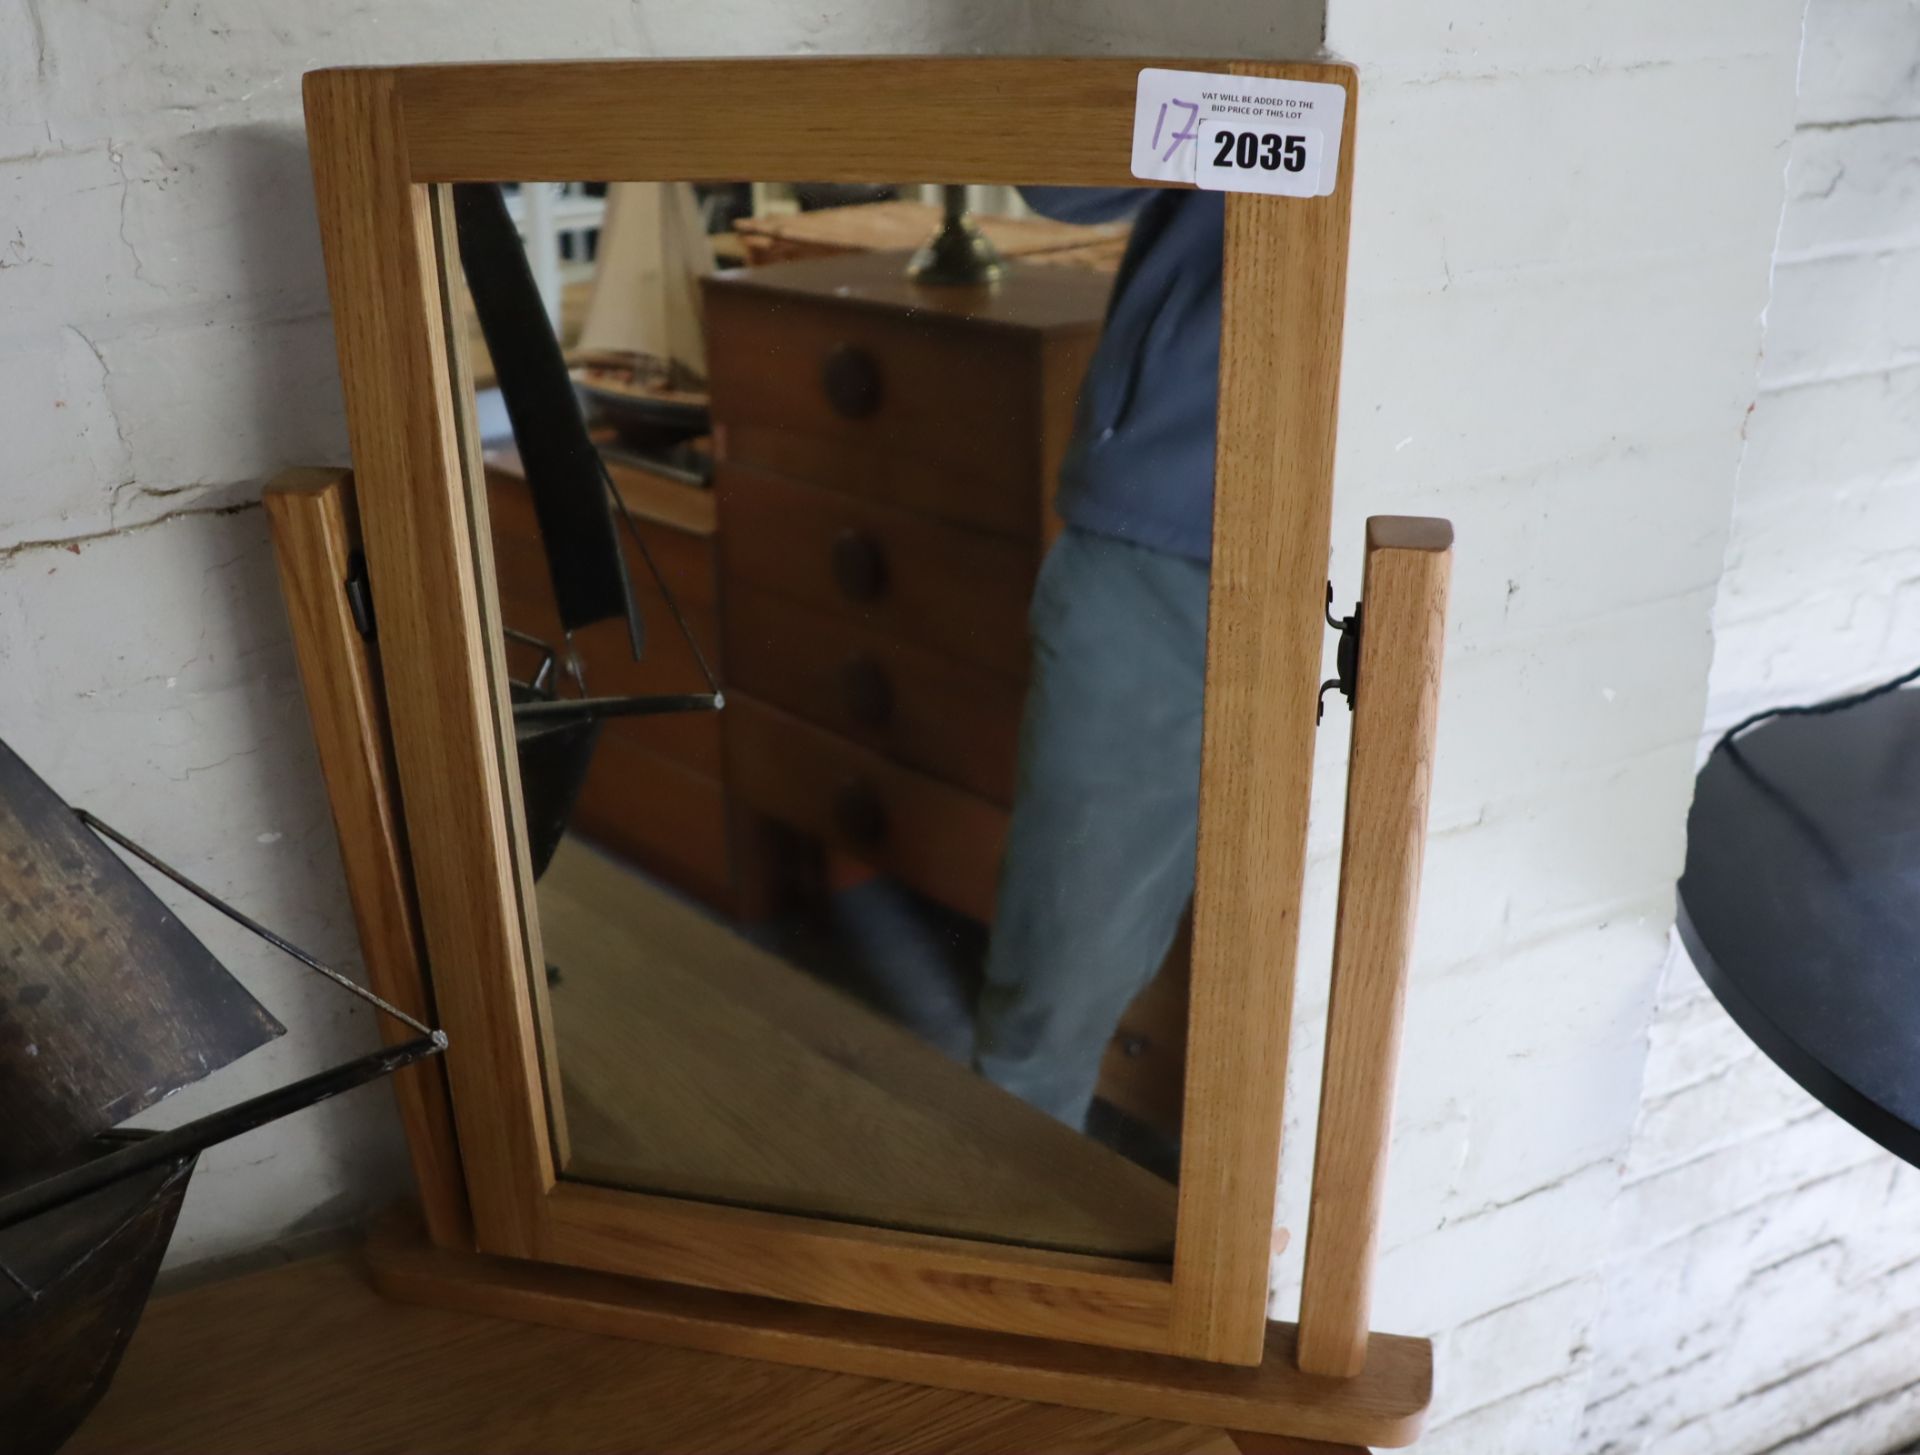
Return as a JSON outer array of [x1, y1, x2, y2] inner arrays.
[[500, 182, 609, 325]]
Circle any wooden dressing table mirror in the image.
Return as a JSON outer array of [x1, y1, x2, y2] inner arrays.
[[284, 56, 1450, 1452]]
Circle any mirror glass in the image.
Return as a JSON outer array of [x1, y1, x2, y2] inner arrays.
[[442, 178, 1221, 1259]]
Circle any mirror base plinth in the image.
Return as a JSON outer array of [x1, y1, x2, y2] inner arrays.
[[365, 1205, 1429, 1448]]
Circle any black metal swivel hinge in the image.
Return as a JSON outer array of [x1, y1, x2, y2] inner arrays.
[[1318, 582, 1362, 725], [344, 549, 377, 643]]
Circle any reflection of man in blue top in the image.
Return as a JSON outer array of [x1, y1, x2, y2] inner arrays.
[[972, 187, 1224, 1131]]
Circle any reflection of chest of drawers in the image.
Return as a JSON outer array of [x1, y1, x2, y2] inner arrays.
[[485, 449, 735, 911], [704, 251, 1111, 923]]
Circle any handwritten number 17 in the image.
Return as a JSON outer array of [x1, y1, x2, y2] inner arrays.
[[1152, 98, 1201, 162]]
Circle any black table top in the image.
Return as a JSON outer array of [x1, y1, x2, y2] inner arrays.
[[1679, 687, 1920, 1167]]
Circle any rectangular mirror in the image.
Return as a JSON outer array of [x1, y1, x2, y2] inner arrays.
[[306, 56, 1358, 1364], [446, 178, 1222, 1260]]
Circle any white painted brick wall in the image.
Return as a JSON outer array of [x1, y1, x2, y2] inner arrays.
[[1583, 1, 1920, 1452], [1301, 1, 1810, 1450]]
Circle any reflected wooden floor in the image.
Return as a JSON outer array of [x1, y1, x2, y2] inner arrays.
[[536, 836, 1178, 1260]]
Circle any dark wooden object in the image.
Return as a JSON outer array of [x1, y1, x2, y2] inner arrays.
[[0, 741, 282, 1179], [724, 694, 1010, 924], [704, 247, 1194, 1129], [0, 1144, 195, 1455], [718, 462, 1037, 679], [1680, 686, 1920, 1167], [703, 249, 1103, 816], [264, 469, 473, 1251], [485, 447, 732, 910], [0, 706, 451, 1452]]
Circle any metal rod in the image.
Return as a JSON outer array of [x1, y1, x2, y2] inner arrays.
[[607, 464, 724, 696], [502, 625, 558, 697], [598, 444, 708, 489], [0, 1256, 31, 1296], [0, 1035, 446, 1234], [562, 628, 589, 698], [512, 691, 722, 726], [73, 809, 438, 1040]]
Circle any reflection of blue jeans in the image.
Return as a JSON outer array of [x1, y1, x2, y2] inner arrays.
[[973, 526, 1209, 1128]]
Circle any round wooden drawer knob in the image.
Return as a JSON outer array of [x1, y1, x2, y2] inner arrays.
[[821, 344, 884, 420], [840, 655, 894, 728], [830, 530, 888, 603], [831, 781, 888, 852]]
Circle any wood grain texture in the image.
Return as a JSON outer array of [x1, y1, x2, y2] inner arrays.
[[369, 1211, 1430, 1447], [706, 243, 1092, 949], [1295, 518, 1452, 1379], [303, 54, 1363, 1364], [1230, 1435, 1370, 1455], [720, 421, 1050, 543], [304, 70, 553, 1253], [538, 834, 1177, 1259], [433, 181, 577, 1183], [724, 694, 1009, 924], [703, 252, 1105, 539], [1172, 62, 1360, 1366], [724, 584, 1026, 803], [388, 57, 1283, 185], [69, 1249, 1237, 1455], [717, 463, 1036, 679], [539, 1180, 1178, 1354], [263, 469, 472, 1250]]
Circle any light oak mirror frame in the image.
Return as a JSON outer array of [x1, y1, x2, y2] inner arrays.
[[298, 58, 1435, 1431]]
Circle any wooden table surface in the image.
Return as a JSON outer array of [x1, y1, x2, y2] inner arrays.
[[67, 1250, 1237, 1454]]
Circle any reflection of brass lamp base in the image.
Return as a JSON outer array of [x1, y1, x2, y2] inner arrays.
[[906, 184, 1004, 286]]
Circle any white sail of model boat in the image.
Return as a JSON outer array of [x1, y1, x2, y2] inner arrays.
[[576, 182, 715, 382]]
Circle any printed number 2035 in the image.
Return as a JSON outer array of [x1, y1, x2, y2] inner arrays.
[[1210, 129, 1308, 173]]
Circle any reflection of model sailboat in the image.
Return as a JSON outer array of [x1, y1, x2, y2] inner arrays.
[[0, 738, 444, 1455]]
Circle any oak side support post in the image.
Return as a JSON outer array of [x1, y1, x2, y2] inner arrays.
[[264, 467, 474, 1250], [1295, 516, 1453, 1378]]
